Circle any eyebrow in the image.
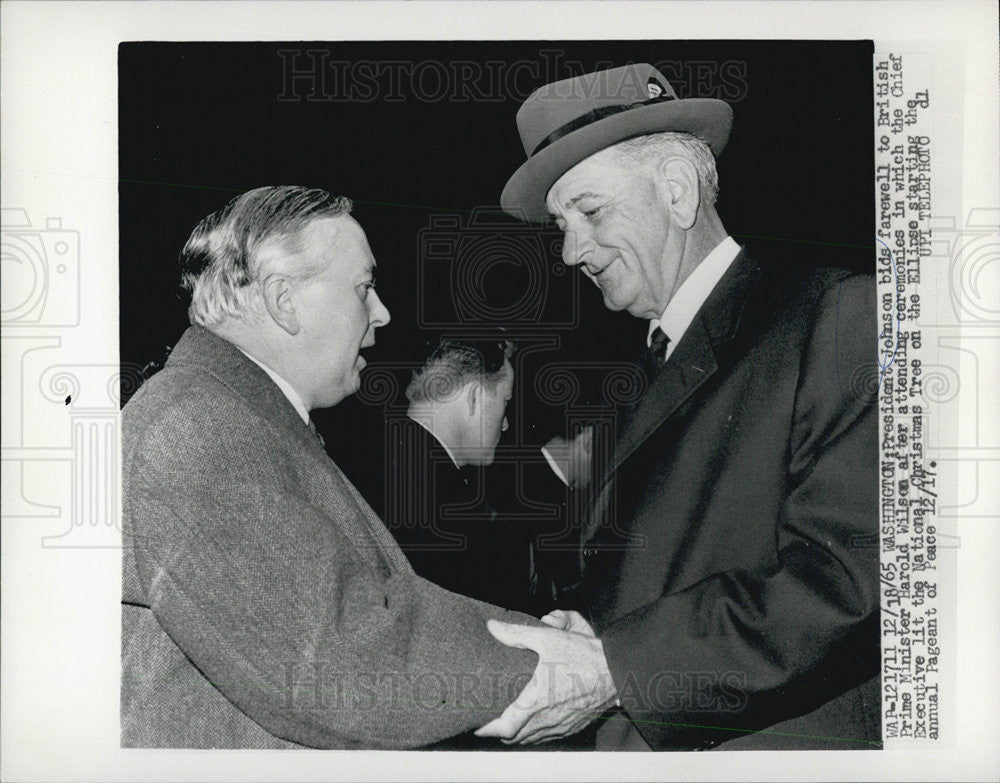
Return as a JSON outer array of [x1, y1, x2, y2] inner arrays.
[[548, 191, 604, 218], [567, 192, 603, 207]]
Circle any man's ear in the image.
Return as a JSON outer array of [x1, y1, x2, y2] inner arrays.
[[654, 156, 701, 230], [261, 274, 300, 335], [466, 381, 480, 416]]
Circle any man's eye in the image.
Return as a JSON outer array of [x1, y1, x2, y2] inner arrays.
[[583, 205, 603, 219]]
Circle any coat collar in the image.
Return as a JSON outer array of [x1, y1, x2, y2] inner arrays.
[[607, 249, 761, 478], [164, 326, 415, 576], [165, 325, 320, 453]]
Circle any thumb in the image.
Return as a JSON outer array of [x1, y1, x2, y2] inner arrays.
[[485, 619, 545, 651]]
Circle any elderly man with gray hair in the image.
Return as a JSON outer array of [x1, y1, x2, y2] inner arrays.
[[476, 63, 880, 751], [121, 186, 547, 748]]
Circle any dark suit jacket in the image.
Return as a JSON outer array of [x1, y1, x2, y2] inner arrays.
[[121, 326, 538, 748], [382, 416, 535, 611], [381, 417, 599, 750], [585, 252, 881, 751]]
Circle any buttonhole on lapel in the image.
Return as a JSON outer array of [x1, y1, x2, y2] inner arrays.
[[692, 365, 706, 373], [383, 595, 389, 609]]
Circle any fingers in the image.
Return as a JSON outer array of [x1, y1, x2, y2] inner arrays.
[[474, 710, 525, 739], [512, 715, 585, 745], [539, 610, 569, 629], [567, 610, 596, 637], [474, 684, 536, 739], [540, 609, 595, 636], [477, 622, 547, 739]]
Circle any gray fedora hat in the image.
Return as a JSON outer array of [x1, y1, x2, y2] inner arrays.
[[501, 63, 733, 222]]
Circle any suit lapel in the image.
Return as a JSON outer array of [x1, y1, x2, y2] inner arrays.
[[599, 251, 762, 490], [610, 319, 718, 477]]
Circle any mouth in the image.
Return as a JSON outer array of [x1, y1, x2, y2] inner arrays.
[[585, 256, 620, 283], [357, 332, 376, 367]]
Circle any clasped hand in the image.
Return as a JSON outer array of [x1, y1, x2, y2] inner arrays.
[[475, 610, 618, 744]]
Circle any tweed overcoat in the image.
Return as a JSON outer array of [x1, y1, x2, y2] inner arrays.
[[121, 326, 538, 748]]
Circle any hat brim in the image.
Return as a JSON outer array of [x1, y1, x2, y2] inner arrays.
[[500, 98, 733, 222]]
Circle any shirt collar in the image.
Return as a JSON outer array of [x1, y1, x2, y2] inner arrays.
[[237, 348, 311, 424], [648, 236, 741, 347]]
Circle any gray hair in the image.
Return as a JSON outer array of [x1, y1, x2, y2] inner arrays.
[[613, 132, 720, 206], [179, 186, 353, 327]]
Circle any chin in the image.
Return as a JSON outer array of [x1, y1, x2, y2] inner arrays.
[[317, 380, 354, 410], [607, 291, 646, 317], [600, 285, 630, 312], [602, 293, 630, 313], [317, 392, 346, 410]]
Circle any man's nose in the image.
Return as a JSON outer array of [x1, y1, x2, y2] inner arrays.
[[368, 289, 391, 328], [561, 227, 590, 267]]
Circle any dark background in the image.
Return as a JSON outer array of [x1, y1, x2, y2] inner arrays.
[[119, 40, 874, 506]]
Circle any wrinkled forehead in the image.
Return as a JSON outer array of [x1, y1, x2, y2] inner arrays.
[[545, 145, 624, 216]]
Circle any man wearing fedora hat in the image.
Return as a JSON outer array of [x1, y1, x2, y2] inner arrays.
[[476, 64, 880, 750]]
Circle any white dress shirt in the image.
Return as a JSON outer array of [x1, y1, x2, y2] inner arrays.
[[647, 235, 742, 360], [238, 348, 311, 425], [541, 444, 571, 486], [542, 237, 741, 486]]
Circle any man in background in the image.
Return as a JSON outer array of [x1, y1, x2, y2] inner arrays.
[[384, 337, 536, 609]]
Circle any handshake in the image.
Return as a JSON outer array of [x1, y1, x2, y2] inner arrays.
[[475, 609, 619, 745]]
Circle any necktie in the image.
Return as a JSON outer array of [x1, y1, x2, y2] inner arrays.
[[641, 326, 671, 380]]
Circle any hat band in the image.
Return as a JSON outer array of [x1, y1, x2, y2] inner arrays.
[[530, 93, 677, 157]]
